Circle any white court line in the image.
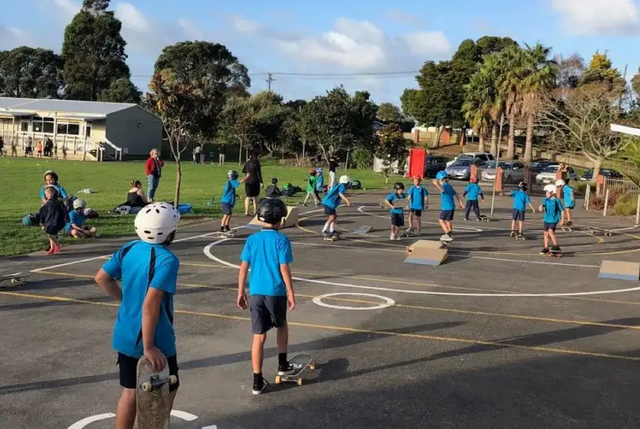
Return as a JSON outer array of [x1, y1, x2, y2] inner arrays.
[[67, 413, 116, 429], [203, 239, 640, 298], [357, 205, 492, 232], [170, 410, 199, 421]]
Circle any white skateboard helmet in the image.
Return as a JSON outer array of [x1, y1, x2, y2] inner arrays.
[[73, 198, 87, 209], [339, 175, 351, 185], [555, 179, 565, 187], [134, 203, 180, 244], [544, 184, 556, 194]]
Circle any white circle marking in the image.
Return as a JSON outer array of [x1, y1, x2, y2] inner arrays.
[[312, 293, 395, 310]]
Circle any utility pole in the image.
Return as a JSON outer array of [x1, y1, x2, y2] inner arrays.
[[266, 73, 275, 91]]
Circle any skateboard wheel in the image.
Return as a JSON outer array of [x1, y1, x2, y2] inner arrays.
[[141, 382, 152, 392], [297, 378, 303, 386], [309, 363, 316, 370], [169, 375, 178, 385], [274, 375, 282, 385]]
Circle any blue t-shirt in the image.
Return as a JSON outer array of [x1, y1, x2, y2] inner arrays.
[[464, 183, 482, 201], [322, 184, 347, 209], [65, 210, 85, 231], [408, 186, 429, 210], [440, 182, 457, 211], [240, 229, 293, 296], [563, 185, 575, 208], [316, 175, 324, 192], [40, 184, 68, 199], [386, 192, 407, 214], [510, 190, 531, 212], [221, 179, 240, 205], [102, 240, 180, 358], [542, 198, 564, 224]]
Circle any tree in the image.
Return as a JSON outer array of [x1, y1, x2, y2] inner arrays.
[[62, 0, 130, 100], [539, 83, 633, 181], [631, 67, 640, 101], [0, 47, 63, 98], [147, 69, 204, 205], [98, 78, 141, 103], [555, 53, 585, 89], [463, 70, 493, 152], [377, 102, 402, 123], [580, 51, 626, 92], [376, 123, 409, 183], [250, 91, 292, 156]]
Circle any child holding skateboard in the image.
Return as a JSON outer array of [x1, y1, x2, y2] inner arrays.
[[302, 169, 320, 206], [384, 182, 408, 240], [510, 182, 536, 240], [64, 198, 99, 239], [432, 171, 464, 242], [39, 185, 69, 254], [236, 198, 295, 395], [320, 175, 352, 239], [539, 184, 565, 256], [220, 170, 247, 236], [407, 176, 429, 235], [463, 175, 484, 221], [557, 179, 575, 229], [94, 202, 182, 429]]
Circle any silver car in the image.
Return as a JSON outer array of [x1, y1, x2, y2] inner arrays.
[[481, 161, 526, 184], [445, 158, 485, 180]]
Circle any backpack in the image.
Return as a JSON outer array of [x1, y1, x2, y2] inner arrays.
[[281, 183, 296, 197], [351, 180, 362, 190], [22, 212, 40, 227]]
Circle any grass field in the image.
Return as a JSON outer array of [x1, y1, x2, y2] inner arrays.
[[0, 158, 393, 256]]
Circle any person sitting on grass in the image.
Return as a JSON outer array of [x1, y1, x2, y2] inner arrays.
[[65, 198, 98, 239], [265, 178, 282, 199], [40, 170, 68, 205], [39, 186, 68, 255], [126, 180, 149, 213]]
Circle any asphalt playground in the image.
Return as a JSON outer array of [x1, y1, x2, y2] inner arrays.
[[3, 188, 640, 429]]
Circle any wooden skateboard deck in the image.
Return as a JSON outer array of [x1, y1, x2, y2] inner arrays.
[[0, 272, 30, 287], [274, 353, 315, 386], [136, 356, 177, 429]]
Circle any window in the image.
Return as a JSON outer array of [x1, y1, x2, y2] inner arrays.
[[57, 123, 67, 135], [68, 124, 79, 135], [43, 122, 54, 133], [33, 121, 43, 132], [21, 122, 29, 132], [86, 126, 92, 137]]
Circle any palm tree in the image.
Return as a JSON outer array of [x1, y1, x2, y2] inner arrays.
[[520, 43, 558, 163], [481, 54, 506, 157], [495, 45, 525, 160], [463, 71, 492, 152]]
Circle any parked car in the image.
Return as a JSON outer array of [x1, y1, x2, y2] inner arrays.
[[580, 168, 623, 181], [445, 158, 486, 180], [424, 155, 448, 178], [446, 152, 494, 167], [480, 161, 526, 184], [528, 160, 558, 173], [535, 165, 578, 186]]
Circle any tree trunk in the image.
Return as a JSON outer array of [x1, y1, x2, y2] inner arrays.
[[490, 123, 498, 156], [433, 125, 444, 149], [238, 139, 243, 165], [524, 113, 534, 163], [478, 133, 485, 153], [592, 157, 603, 184], [506, 111, 516, 160], [174, 159, 182, 207]]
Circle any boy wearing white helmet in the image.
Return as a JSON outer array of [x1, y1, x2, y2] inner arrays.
[[320, 175, 352, 239], [64, 198, 98, 238], [539, 184, 565, 256], [94, 203, 181, 429]]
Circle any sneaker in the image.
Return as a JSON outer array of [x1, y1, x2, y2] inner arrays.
[[464, 218, 469, 221], [476, 218, 481, 221], [510, 231, 516, 237], [390, 233, 396, 241], [252, 377, 270, 395], [539, 248, 549, 255], [278, 362, 294, 375], [551, 246, 561, 253]]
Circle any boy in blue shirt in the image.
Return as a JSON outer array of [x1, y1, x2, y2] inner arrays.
[[407, 176, 429, 235], [539, 184, 565, 255], [463, 175, 484, 221], [220, 170, 247, 236], [384, 182, 408, 240], [320, 175, 352, 238], [94, 202, 181, 429], [557, 179, 575, 228], [432, 171, 464, 242], [237, 198, 295, 395], [315, 168, 325, 194], [64, 198, 98, 238], [510, 182, 536, 239]]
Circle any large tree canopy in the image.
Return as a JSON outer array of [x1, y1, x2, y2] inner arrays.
[[0, 46, 63, 98], [61, 0, 130, 100], [98, 77, 141, 104]]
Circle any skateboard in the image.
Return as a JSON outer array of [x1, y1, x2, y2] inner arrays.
[[274, 353, 315, 386], [515, 233, 526, 241], [213, 231, 235, 238], [547, 249, 562, 258], [323, 232, 342, 241], [479, 215, 491, 222], [439, 237, 453, 247], [401, 229, 419, 237], [136, 356, 178, 429], [0, 272, 29, 286]]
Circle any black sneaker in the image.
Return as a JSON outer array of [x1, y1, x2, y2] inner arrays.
[[539, 248, 549, 255], [510, 231, 516, 237], [278, 362, 294, 375], [252, 377, 270, 395]]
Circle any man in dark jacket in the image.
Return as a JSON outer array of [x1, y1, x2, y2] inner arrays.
[[242, 151, 263, 216]]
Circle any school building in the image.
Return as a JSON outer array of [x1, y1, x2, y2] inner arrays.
[[0, 97, 162, 161]]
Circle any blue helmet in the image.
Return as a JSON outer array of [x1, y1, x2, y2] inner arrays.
[[436, 171, 448, 181]]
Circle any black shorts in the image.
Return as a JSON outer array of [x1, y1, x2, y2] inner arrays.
[[543, 222, 557, 232], [512, 209, 525, 221], [117, 352, 179, 391], [410, 209, 422, 217], [391, 213, 404, 227], [324, 205, 336, 216], [44, 226, 62, 236], [250, 295, 287, 334], [245, 182, 260, 198], [439, 210, 454, 221], [221, 202, 233, 215]]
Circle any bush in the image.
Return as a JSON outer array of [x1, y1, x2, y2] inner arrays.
[[613, 195, 638, 216], [573, 181, 594, 196], [352, 148, 374, 170]]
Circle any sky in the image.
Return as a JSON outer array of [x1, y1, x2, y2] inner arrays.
[[1, 0, 640, 104]]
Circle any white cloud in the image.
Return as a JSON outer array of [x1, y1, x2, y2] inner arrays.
[[115, 2, 151, 33], [552, 0, 640, 35], [230, 16, 451, 72], [53, 0, 81, 19]]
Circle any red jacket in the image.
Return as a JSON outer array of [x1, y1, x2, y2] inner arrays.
[[145, 157, 164, 176]]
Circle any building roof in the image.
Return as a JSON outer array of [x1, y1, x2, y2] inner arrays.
[[0, 97, 136, 116]]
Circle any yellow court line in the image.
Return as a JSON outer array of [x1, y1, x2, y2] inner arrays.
[[1, 289, 639, 363], [25, 271, 640, 330]]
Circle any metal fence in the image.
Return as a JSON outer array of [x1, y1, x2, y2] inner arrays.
[[585, 176, 640, 222]]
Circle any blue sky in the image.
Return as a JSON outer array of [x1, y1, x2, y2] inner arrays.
[[1, 0, 640, 104]]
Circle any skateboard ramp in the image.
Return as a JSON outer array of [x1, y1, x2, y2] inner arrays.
[[598, 260, 640, 281], [245, 205, 299, 230], [404, 240, 449, 266]]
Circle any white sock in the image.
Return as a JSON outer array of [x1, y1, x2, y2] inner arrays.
[[329, 223, 335, 233], [322, 221, 330, 232]]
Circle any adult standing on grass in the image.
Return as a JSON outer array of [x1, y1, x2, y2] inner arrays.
[[242, 151, 263, 216], [145, 148, 164, 203], [328, 155, 339, 188]]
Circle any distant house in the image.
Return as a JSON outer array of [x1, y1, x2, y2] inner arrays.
[[0, 97, 162, 161]]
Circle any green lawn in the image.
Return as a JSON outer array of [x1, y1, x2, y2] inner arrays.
[[0, 158, 394, 257]]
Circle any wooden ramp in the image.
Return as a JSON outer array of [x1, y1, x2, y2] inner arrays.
[[246, 205, 299, 230], [598, 260, 640, 281], [404, 240, 449, 266]]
